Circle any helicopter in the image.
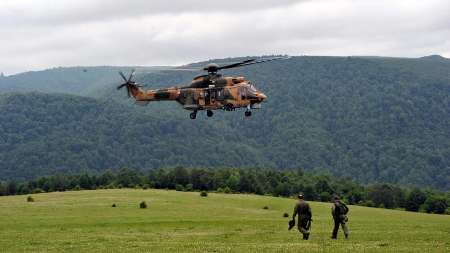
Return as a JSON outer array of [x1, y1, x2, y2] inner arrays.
[[117, 57, 287, 119]]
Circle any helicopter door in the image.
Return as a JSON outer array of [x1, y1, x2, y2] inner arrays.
[[197, 92, 205, 106], [204, 90, 211, 105], [210, 89, 216, 104]]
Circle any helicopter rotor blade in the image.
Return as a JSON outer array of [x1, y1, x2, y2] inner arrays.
[[128, 69, 136, 82], [163, 67, 202, 71], [218, 56, 289, 71], [119, 71, 128, 82], [117, 83, 127, 90], [216, 59, 256, 70]]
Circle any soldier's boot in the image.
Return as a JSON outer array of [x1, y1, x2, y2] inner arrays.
[[331, 231, 337, 239]]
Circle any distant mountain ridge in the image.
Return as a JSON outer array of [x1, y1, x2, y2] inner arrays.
[[0, 55, 449, 190], [0, 66, 161, 96]]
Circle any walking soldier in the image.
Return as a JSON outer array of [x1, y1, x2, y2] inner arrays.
[[292, 194, 312, 240], [331, 195, 349, 239]]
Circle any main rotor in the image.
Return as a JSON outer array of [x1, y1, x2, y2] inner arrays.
[[175, 56, 290, 75]]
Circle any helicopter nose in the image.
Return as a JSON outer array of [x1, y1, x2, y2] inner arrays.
[[259, 93, 267, 102]]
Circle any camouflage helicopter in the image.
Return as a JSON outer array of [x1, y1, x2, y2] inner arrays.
[[117, 57, 287, 119]]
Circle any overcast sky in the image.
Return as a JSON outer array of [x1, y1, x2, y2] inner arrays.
[[1, 0, 449, 74]]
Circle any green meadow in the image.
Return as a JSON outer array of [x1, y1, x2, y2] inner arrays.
[[0, 189, 449, 252]]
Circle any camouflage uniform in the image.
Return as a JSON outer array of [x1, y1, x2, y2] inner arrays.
[[292, 199, 312, 240], [331, 199, 349, 239]]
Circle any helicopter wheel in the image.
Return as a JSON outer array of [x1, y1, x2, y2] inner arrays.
[[207, 110, 214, 117], [245, 110, 252, 117], [190, 111, 197, 119]]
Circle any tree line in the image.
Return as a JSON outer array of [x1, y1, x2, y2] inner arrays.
[[0, 167, 448, 214]]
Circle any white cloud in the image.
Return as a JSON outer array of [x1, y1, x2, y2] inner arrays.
[[0, 0, 449, 74]]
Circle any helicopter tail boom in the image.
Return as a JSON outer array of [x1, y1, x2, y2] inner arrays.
[[134, 88, 180, 102]]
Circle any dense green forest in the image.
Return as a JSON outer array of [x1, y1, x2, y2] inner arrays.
[[0, 56, 449, 190], [1, 168, 448, 214]]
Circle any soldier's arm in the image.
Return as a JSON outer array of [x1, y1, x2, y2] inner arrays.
[[343, 203, 349, 214], [292, 204, 298, 219]]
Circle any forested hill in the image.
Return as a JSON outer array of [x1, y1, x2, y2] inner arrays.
[[0, 55, 449, 190], [0, 66, 158, 96]]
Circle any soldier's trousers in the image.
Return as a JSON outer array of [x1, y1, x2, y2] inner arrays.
[[332, 219, 349, 239], [298, 218, 310, 240]]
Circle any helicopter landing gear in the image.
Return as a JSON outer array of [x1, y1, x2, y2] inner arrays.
[[190, 111, 197, 119], [245, 110, 252, 117], [207, 110, 214, 117]]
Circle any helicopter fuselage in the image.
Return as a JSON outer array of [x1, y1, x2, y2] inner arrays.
[[118, 57, 288, 118], [130, 75, 267, 117]]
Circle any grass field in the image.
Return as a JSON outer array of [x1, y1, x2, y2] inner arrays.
[[0, 189, 449, 252]]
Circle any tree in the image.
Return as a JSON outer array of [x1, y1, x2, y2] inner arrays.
[[423, 195, 448, 214], [367, 184, 396, 209], [405, 188, 427, 212], [303, 185, 317, 201], [6, 181, 18, 195], [0, 182, 6, 196], [173, 166, 189, 186]]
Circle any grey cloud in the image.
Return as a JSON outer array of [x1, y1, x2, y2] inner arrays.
[[0, 0, 449, 74], [0, 0, 303, 27]]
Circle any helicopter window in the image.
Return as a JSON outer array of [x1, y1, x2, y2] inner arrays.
[[217, 89, 224, 99]]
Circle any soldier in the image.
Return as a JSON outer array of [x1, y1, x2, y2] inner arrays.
[[292, 194, 312, 240], [331, 196, 349, 239]]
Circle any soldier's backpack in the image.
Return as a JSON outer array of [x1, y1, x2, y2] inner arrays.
[[335, 202, 349, 215]]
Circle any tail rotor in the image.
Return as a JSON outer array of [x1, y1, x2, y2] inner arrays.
[[117, 69, 141, 97]]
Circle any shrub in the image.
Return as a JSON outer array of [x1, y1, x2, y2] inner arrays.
[[200, 191, 208, 197], [175, 184, 185, 191], [31, 188, 45, 194], [320, 191, 331, 202], [73, 185, 81, 191], [26, 196, 34, 202], [185, 184, 193, 192], [263, 206, 269, 210], [283, 212, 289, 218], [112, 203, 116, 207], [139, 201, 147, 209], [142, 184, 149, 190], [361, 200, 375, 207], [223, 186, 231, 194]]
